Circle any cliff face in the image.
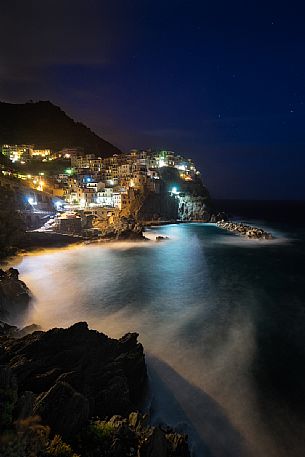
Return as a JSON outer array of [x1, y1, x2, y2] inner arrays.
[[178, 194, 211, 221], [0, 101, 121, 156], [137, 191, 179, 221], [137, 167, 212, 222]]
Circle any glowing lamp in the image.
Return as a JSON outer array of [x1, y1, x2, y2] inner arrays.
[[28, 197, 37, 205], [55, 201, 62, 210]]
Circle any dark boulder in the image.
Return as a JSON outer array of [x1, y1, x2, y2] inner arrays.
[[0, 321, 18, 337], [0, 322, 147, 437], [0, 268, 31, 321], [156, 236, 169, 242], [0, 365, 18, 428], [138, 426, 168, 457], [34, 381, 90, 438]]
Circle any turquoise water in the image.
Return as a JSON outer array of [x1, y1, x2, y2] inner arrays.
[[13, 222, 305, 457]]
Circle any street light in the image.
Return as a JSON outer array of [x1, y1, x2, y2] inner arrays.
[[28, 197, 37, 206]]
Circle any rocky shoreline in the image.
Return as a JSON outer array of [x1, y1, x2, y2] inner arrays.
[[1, 211, 229, 261], [216, 220, 273, 240], [98, 223, 147, 242], [0, 320, 190, 457]]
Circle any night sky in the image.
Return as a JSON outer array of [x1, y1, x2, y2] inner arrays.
[[1, 1, 305, 199]]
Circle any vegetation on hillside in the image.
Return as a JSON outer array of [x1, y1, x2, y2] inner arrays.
[[0, 101, 121, 156]]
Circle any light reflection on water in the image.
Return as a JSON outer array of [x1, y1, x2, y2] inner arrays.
[[12, 223, 305, 457]]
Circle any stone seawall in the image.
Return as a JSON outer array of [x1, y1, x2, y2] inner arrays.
[[216, 220, 273, 240]]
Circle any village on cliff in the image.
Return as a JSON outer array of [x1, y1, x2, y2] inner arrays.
[[0, 145, 212, 238]]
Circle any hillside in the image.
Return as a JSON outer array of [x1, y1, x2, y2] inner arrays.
[[0, 101, 121, 156]]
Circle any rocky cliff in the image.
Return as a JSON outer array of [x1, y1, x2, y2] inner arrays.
[[137, 191, 179, 221], [0, 322, 190, 457], [178, 194, 211, 221], [137, 166, 212, 222]]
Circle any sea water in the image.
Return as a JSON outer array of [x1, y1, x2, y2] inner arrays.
[[10, 219, 305, 457]]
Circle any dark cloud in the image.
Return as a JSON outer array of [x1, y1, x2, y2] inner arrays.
[[0, 0, 131, 100]]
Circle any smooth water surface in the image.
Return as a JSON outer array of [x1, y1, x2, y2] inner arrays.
[[11, 222, 305, 457]]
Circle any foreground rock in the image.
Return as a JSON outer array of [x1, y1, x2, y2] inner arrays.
[[0, 268, 31, 321], [0, 320, 41, 338], [0, 322, 147, 438], [216, 220, 273, 240], [0, 323, 190, 456], [155, 235, 169, 242]]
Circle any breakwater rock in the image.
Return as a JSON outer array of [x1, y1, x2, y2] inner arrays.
[[216, 220, 273, 240], [0, 268, 31, 321]]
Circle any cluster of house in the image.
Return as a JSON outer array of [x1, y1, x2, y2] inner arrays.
[[48, 149, 199, 210], [1, 144, 78, 163], [1, 145, 200, 214]]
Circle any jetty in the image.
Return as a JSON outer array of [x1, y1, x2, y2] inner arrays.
[[216, 220, 273, 240]]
